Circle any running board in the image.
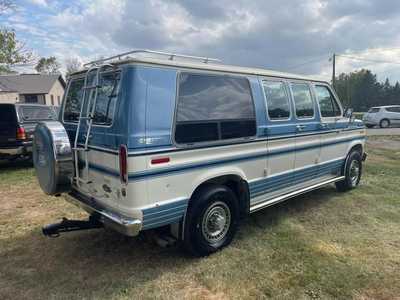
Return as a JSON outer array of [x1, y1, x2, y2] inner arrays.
[[249, 176, 345, 213]]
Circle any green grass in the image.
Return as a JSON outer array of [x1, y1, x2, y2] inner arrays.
[[0, 138, 399, 299]]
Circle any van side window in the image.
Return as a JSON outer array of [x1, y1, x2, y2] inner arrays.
[[175, 73, 256, 144], [315, 85, 341, 117], [291, 83, 314, 119], [262, 80, 290, 120], [63, 79, 84, 122]]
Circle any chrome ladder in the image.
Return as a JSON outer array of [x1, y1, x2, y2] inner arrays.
[[72, 64, 113, 187]]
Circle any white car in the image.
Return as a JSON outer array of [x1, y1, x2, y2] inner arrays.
[[363, 105, 400, 128]]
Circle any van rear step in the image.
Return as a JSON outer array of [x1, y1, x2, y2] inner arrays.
[[42, 216, 103, 237]]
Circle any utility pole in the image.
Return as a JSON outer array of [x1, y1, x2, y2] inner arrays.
[[332, 53, 336, 90]]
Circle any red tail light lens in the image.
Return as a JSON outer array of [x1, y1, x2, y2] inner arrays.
[[119, 144, 128, 184], [16, 127, 26, 140]]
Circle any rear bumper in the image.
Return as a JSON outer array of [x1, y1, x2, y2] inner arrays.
[[0, 142, 32, 156], [64, 190, 142, 237]]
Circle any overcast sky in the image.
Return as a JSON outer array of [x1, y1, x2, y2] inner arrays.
[[2, 0, 400, 82]]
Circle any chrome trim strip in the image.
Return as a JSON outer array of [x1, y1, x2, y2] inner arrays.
[[249, 176, 345, 213]]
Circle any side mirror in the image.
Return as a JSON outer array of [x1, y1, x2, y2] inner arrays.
[[344, 108, 355, 123], [344, 107, 354, 118]]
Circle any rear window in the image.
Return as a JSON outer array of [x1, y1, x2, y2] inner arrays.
[[63, 78, 85, 122], [63, 71, 120, 125], [175, 73, 256, 144], [0, 105, 17, 123], [368, 107, 380, 113], [20, 106, 57, 121]]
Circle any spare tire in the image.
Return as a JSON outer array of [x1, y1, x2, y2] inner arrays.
[[33, 121, 74, 195]]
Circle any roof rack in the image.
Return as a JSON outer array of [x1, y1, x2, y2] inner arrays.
[[83, 49, 221, 67]]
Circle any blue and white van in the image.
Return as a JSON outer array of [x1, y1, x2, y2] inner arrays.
[[33, 50, 366, 256]]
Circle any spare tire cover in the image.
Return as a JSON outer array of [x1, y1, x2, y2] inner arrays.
[[33, 121, 73, 195]]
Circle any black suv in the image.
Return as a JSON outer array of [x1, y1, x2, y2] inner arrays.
[[0, 103, 58, 160]]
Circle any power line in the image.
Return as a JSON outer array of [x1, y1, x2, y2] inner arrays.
[[285, 55, 330, 71], [337, 54, 400, 65]]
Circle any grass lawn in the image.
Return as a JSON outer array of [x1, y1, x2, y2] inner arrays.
[[0, 137, 399, 300]]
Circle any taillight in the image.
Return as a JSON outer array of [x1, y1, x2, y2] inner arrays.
[[119, 144, 128, 184], [16, 127, 26, 140]]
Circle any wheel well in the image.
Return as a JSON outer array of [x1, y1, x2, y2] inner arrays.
[[190, 175, 250, 219], [350, 144, 363, 156], [380, 118, 390, 124]]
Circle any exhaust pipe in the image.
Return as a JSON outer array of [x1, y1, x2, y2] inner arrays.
[[42, 216, 103, 237]]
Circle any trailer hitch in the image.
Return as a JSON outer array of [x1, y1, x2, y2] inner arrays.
[[42, 216, 103, 237]]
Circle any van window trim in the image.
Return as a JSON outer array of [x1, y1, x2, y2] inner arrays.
[[289, 81, 316, 120], [313, 83, 343, 119], [172, 70, 258, 148], [62, 69, 121, 128], [261, 78, 292, 122]]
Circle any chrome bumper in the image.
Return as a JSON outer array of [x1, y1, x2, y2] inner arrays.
[[64, 191, 142, 237], [0, 145, 32, 156]]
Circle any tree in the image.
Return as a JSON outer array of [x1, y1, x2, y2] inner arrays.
[[0, 1, 34, 74], [65, 57, 82, 76], [35, 56, 61, 74], [335, 69, 400, 111]]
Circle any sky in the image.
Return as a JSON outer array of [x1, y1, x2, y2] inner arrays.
[[2, 0, 400, 82]]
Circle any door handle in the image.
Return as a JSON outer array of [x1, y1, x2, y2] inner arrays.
[[296, 124, 306, 131], [320, 123, 328, 129]]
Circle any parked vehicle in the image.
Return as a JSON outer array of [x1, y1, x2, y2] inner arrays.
[[33, 50, 366, 256], [0, 103, 58, 161], [362, 105, 400, 128]]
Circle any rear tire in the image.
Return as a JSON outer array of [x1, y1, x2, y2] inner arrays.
[[183, 185, 239, 257], [335, 151, 362, 192], [380, 119, 390, 128], [365, 124, 374, 128]]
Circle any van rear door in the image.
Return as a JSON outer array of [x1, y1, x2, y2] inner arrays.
[[0, 104, 18, 148]]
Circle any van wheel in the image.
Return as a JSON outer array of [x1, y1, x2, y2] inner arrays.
[[335, 151, 362, 192], [183, 185, 239, 257], [380, 119, 390, 128]]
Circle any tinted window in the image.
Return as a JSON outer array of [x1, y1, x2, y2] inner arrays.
[[315, 85, 341, 117], [63, 72, 120, 125], [291, 83, 314, 118], [64, 78, 84, 122], [263, 81, 290, 120], [175, 73, 256, 144], [0, 105, 16, 124], [91, 72, 120, 125], [386, 107, 400, 113], [20, 106, 57, 121], [368, 107, 380, 113]]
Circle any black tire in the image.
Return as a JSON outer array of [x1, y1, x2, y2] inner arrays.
[[365, 124, 374, 128], [335, 151, 362, 192], [183, 184, 239, 257], [380, 119, 390, 128]]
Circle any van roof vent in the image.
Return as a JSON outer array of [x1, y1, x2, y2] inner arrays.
[[83, 49, 221, 67]]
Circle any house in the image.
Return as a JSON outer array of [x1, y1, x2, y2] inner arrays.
[[0, 74, 66, 106]]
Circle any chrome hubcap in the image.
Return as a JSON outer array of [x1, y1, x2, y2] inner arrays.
[[202, 201, 231, 243], [349, 160, 360, 186]]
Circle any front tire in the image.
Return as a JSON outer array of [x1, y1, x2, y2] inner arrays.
[[336, 151, 362, 192], [183, 185, 239, 257]]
